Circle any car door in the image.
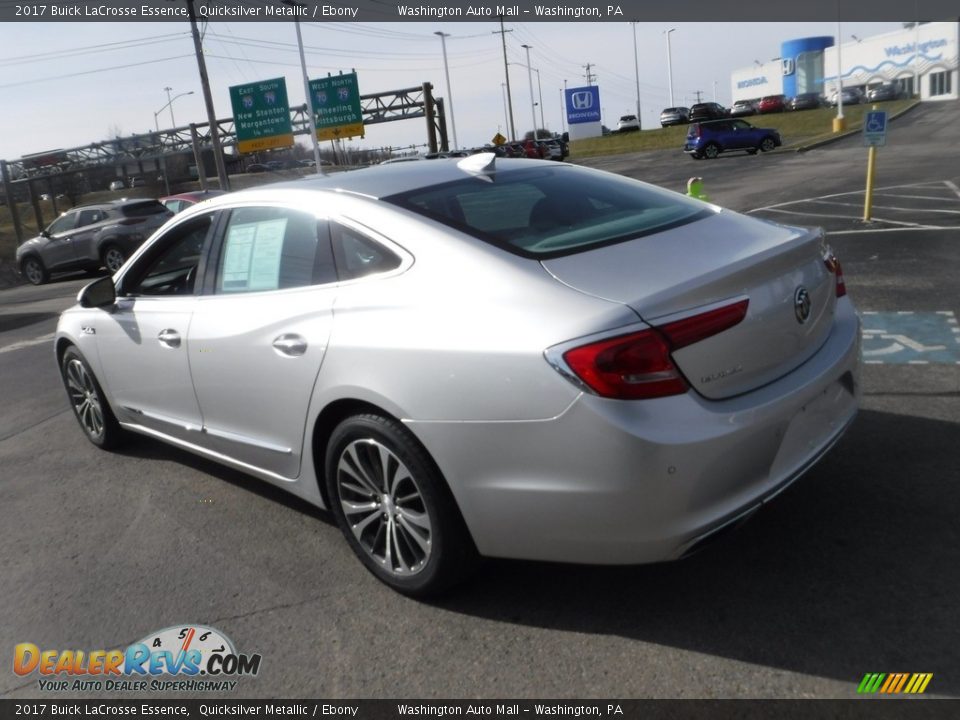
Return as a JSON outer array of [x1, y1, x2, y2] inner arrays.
[[93, 213, 215, 444], [70, 208, 108, 264], [186, 205, 338, 479], [40, 212, 81, 270], [729, 120, 757, 149]]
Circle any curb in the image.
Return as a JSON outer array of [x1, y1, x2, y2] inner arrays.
[[794, 100, 922, 153]]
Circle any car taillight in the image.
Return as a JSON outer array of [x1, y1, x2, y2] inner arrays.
[[562, 299, 749, 400], [824, 254, 846, 297]]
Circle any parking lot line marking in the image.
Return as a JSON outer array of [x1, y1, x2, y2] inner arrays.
[[748, 180, 960, 213], [0, 332, 55, 355], [872, 193, 958, 201], [828, 227, 946, 235]]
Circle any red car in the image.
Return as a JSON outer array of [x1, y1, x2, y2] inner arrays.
[[757, 95, 787, 114], [160, 190, 227, 214]]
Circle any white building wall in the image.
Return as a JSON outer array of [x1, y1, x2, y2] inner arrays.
[[730, 22, 958, 104], [823, 21, 958, 101], [731, 61, 785, 103]]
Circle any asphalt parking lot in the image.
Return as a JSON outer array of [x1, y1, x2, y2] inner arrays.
[[1, 102, 958, 700]]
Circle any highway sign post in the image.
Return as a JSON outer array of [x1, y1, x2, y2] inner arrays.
[[229, 78, 294, 154]]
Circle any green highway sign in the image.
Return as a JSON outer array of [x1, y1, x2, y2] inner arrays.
[[229, 77, 294, 154], [309, 72, 364, 141]]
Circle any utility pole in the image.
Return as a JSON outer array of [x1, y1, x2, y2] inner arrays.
[[434, 31, 458, 151], [693, 90, 704, 103], [522, 44, 536, 138], [184, 0, 229, 190], [494, 18, 516, 141], [583, 63, 597, 85]]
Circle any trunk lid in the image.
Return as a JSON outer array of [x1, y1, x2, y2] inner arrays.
[[541, 210, 837, 400]]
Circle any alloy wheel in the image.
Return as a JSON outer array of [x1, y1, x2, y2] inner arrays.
[[336, 438, 433, 576], [65, 358, 104, 439]]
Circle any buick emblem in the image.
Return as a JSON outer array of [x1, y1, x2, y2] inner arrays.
[[794, 287, 811, 324]]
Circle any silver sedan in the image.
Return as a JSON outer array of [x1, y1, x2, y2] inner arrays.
[[55, 155, 861, 596]]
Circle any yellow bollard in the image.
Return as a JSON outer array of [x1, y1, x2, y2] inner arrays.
[[833, 116, 847, 133], [686, 176, 708, 201]]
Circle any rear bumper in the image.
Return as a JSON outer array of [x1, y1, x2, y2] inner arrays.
[[407, 298, 861, 565]]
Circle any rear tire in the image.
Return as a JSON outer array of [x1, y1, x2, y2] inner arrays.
[[21, 256, 48, 285], [60, 346, 124, 450], [703, 143, 721, 159], [101, 244, 126, 273], [325, 413, 478, 597], [759, 137, 777, 152]]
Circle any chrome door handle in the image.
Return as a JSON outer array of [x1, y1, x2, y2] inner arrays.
[[157, 329, 182, 348], [273, 334, 307, 357]]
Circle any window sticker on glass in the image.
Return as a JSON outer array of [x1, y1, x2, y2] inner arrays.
[[220, 218, 287, 292]]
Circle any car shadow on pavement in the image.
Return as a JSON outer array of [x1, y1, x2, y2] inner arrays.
[[111, 432, 337, 528], [0, 312, 57, 332], [433, 408, 960, 693]]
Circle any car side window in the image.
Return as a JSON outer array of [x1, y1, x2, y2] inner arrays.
[[76, 209, 102, 227], [46, 213, 78, 235], [216, 207, 336, 294], [329, 222, 401, 281], [123, 215, 214, 297]]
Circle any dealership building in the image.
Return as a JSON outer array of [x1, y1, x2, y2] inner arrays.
[[731, 21, 959, 103]]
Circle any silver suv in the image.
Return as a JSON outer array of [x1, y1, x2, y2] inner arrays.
[[16, 199, 172, 285]]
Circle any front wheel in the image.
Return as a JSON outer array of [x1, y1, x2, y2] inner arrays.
[[102, 244, 126, 273], [60, 346, 124, 449], [325, 414, 477, 597], [759, 137, 777, 152], [21, 256, 49, 285]]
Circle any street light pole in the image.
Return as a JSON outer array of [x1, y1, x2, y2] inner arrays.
[[534, 68, 545, 130], [434, 31, 458, 151], [284, 0, 323, 173], [521, 44, 537, 138], [631, 22, 642, 130], [665, 28, 676, 109], [834, 21, 845, 131], [154, 90, 194, 132]]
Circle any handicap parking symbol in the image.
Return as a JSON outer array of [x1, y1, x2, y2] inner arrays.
[[861, 312, 960, 364]]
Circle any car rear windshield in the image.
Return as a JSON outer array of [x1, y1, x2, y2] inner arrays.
[[384, 165, 711, 259], [120, 200, 169, 217]]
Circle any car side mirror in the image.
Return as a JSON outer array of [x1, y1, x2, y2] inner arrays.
[[78, 276, 117, 308], [40, 230, 50, 238]]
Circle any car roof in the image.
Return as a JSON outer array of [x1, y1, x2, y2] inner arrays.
[[161, 190, 227, 202], [264, 156, 562, 201]]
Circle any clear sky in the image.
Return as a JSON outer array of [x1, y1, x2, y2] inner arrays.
[[0, 21, 903, 160]]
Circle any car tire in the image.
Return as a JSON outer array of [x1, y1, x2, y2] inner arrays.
[[325, 413, 478, 597], [759, 137, 777, 152], [60, 345, 124, 450], [21, 255, 49, 285], [703, 143, 721, 159], [101, 244, 126, 273]]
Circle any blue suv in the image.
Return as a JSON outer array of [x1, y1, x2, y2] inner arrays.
[[684, 119, 782, 160]]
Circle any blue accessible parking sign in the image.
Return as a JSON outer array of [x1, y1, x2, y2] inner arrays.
[[863, 110, 888, 147]]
